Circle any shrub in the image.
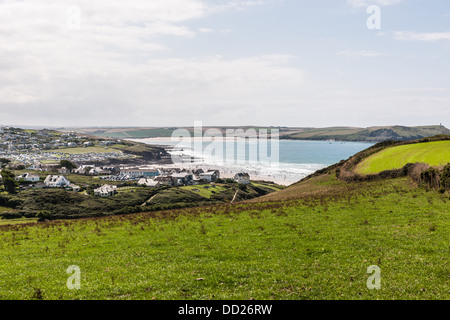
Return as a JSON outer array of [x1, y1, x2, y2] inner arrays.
[[1, 211, 22, 219], [18, 210, 36, 218], [440, 163, 450, 191], [37, 210, 52, 221], [421, 167, 440, 190]]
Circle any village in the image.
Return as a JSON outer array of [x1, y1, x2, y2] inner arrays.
[[0, 126, 134, 163], [0, 126, 252, 198], [12, 163, 251, 197]]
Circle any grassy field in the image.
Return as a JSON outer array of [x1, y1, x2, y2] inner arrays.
[[250, 182, 285, 192], [79, 128, 176, 139], [0, 217, 38, 226], [282, 125, 450, 142], [181, 185, 230, 198], [0, 173, 448, 300], [354, 141, 450, 175], [0, 206, 11, 215], [53, 146, 121, 154]]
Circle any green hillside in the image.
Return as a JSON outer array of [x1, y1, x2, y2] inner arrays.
[[70, 125, 450, 142], [280, 125, 450, 142], [1, 167, 449, 299], [355, 140, 450, 175], [1, 137, 449, 300]]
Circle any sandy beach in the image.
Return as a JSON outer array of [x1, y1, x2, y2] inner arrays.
[[129, 137, 321, 186], [131, 161, 305, 186]]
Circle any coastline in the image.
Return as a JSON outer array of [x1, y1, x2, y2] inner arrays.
[[132, 162, 301, 186], [127, 137, 350, 186]]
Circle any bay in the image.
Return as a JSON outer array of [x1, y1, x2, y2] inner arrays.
[[131, 138, 374, 185]]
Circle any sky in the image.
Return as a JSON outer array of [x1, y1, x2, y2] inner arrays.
[[0, 0, 449, 128]]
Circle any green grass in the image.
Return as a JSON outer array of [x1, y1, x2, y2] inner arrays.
[[0, 175, 449, 300], [355, 141, 450, 175], [283, 126, 450, 142], [0, 217, 38, 226], [89, 128, 175, 139], [180, 185, 229, 198], [251, 182, 284, 191], [53, 146, 121, 154]]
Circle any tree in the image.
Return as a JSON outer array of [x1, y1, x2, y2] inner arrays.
[[59, 160, 77, 172], [1, 168, 18, 194], [86, 183, 101, 196], [0, 158, 11, 168]]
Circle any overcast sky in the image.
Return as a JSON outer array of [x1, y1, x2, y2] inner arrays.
[[0, 0, 449, 128]]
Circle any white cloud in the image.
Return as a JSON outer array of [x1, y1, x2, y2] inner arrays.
[[347, 0, 403, 7], [2, 0, 305, 126], [198, 27, 213, 33], [394, 31, 450, 42], [337, 49, 387, 57]]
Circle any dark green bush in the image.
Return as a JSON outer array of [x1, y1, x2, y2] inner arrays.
[[440, 163, 450, 191], [421, 167, 440, 190], [1, 211, 22, 219]]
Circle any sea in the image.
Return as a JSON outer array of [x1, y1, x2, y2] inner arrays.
[[131, 138, 374, 185]]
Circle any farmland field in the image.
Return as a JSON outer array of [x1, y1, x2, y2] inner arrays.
[[53, 146, 121, 154], [0, 174, 448, 300], [181, 185, 229, 198], [354, 141, 450, 175]]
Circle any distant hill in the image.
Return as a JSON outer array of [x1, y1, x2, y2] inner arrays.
[[279, 125, 450, 142], [66, 125, 450, 142]]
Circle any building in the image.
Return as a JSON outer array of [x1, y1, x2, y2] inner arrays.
[[155, 176, 175, 186], [58, 167, 70, 174], [88, 167, 110, 175], [66, 184, 81, 192], [120, 168, 160, 179], [138, 178, 160, 187], [41, 163, 61, 172], [27, 162, 43, 170], [234, 172, 250, 185], [16, 173, 40, 182], [171, 173, 193, 186], [193, 168, 204, 175], [199, 171, 220, 182], [44, 175, 71, 187], [73, 165, 95, 174], [94, 184, 117, 197]]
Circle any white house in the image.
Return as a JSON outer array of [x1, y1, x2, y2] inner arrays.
[[16, 173, 40, 182], [58, 167, 70, 174], [155, 176, 175, 186], [94, 184, 117, 197], [66, 184, 81, 192], [27, 162, 43, 170], [44, 175, 71, 187], [74, 164, 95, 174], [199, 171, 220, 182], [138, 178, 160, 187], [234, 172, 250, 185]]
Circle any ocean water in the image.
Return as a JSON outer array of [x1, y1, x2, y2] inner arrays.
[[132, 138, 374, 185]]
